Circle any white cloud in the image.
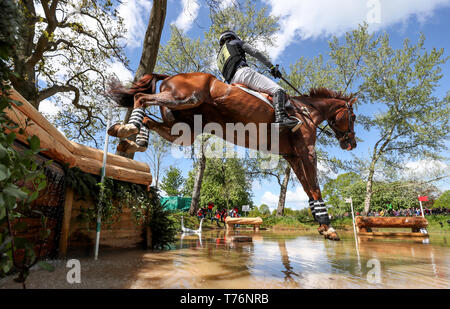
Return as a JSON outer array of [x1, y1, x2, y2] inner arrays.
[[260, 186, 309, 210], [173, 0, 200, 32], [38, 99, 61, 117], [404, 159, 449, 180], [117, 0, 153, 48], [317, 159, 337, 179], [263, 0, 450, 61], [107, 61, 133, 83]]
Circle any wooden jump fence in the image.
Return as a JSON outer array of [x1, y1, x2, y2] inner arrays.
[[6, 88, 153, 256], [225, 217, 263, 231], [355, 216, 429, 237]]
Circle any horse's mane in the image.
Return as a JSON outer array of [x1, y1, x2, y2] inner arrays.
[[300, 87, 353, 101]]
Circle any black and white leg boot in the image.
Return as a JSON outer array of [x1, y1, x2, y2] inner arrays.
[[107, 108, 144, 138], [136, 125, 149, 149], [128, 107, 145, 130], [309, 198, 340, 240]]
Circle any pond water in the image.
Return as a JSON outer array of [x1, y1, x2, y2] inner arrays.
[[0, 230, 449, 289]]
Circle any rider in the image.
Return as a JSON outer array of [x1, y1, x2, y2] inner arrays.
[[217, 30, 299, 129]]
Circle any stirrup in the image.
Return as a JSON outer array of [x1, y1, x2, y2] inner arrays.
[[275, 116, 302, 132]]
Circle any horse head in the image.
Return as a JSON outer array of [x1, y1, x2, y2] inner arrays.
[[327, 97, 357, 151]]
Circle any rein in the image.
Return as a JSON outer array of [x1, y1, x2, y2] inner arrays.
[[280, 75, 333, 137], [279, 75, 355, 140]]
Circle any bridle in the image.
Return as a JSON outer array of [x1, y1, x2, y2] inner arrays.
[[327, 101, 355, 143], [301, 100, 354, 142]]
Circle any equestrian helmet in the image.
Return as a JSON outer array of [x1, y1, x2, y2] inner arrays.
[[219, 30, 239, 46]]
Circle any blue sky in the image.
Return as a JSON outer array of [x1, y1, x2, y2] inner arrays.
[[43, 0, 450, 210]]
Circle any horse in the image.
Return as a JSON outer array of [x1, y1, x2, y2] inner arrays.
[[107, 73, 357, 240]]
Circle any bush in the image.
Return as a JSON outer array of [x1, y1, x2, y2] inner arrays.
[[147, 187, 177, 250]]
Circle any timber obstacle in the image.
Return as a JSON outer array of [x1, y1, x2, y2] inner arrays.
[[355, 216, 429, 237], [6, 89, 153, 257], [225, 217, 263, 231]]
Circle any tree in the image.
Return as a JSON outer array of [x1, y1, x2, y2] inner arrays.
[[184, 155, 253, 210], [322, 172, 364, 216], [357, 33, 449, 214], [259, 204, 270, 215], [160, 166, 185, 196], [323, 173, 441, 214], [433, 190, 450, 208], [1, 0, 51, 286], [247, 154, 295, 217], [288, 24, 449, 214], [144, 131, 170, 188], [188, 135, 208, 215], [117, 0, 167, 158], [10, 0, 128, 145]]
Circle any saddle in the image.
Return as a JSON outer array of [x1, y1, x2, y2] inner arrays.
[[232, 84, 303, 132], [231, 83, 274, 108]]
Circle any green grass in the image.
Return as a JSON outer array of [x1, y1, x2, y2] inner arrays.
[[166, 211, 450, 234], [168, 211, 225, 231], [261, 216, 315, 230]]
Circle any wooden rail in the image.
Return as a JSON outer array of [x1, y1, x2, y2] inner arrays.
[[355, 216, 429, 237], [225, 217, 263, 231], [6, 88, 152, 185]]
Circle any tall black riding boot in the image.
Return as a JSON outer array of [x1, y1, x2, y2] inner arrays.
[[273, 89, 301, 129]]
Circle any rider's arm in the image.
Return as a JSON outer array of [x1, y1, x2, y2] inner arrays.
[[242, 42, 274, 69]]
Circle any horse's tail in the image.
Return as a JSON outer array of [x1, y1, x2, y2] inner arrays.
[[108, 73, 170, 107]]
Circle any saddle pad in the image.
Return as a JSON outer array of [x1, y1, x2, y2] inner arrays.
[[233, 84, 293, 110], [234, 85, 274, 108]]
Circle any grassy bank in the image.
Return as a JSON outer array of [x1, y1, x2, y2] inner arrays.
[[167, 211, 450, 234], [168, 212, 224, 231]]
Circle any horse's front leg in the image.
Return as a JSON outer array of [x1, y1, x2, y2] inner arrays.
[[285, 145, 340, 241]]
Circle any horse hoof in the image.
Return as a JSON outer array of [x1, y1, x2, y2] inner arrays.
[[117, 140, 148, 153], [318, 224, 340, 241], [108, 123, 139, 138]]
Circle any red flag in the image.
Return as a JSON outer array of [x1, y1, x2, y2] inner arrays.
[[418, 196, 428, 202]]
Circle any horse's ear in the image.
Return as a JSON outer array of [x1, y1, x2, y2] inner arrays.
[[349, 97, 357, 107]]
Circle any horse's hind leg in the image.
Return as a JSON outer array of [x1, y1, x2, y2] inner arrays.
[[108, 91, 201, 139], [116, 116, 195, 153], [134, 90, 203, 110]]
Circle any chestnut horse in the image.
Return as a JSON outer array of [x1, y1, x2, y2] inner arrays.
[[108, 73, 357, 240]]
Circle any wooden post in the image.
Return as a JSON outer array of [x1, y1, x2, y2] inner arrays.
[[59, 187, 74, 258]]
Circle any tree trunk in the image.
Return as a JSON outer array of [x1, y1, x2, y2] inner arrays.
[[276, 166, 291, 217], [11, 0, 39, 107], [134, 0, 167, 80], [363, 161, 377, 215], [117, 0, 167, 158], [189, 148, 206, 216]]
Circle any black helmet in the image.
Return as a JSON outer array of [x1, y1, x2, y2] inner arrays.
[[219, 30, 238, 46]]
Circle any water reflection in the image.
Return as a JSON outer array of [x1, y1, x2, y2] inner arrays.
[[1, 230, 448, 289], [180, 232, 203, 248], [168, 231, 449, 289], [277, 240, 301, 283]]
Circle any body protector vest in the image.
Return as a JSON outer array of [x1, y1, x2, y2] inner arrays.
[[217, 40, 247, 83]]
